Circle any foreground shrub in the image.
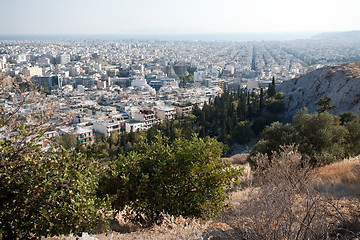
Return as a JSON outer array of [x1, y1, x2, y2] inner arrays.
[[236, 145, 336, 240], [0, 132, 110, 239], [99, 133, 241, 224]]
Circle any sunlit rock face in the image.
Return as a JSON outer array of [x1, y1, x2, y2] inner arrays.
[[278, 62, 360, 121]]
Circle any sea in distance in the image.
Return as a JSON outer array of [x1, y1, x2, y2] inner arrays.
[[0, 32, 318, 42]]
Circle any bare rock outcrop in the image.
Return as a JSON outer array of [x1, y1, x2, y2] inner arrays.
[[278, 62, 360, 121]]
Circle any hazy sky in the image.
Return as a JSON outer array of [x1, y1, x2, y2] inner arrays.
[[1, 0, 359, 35]]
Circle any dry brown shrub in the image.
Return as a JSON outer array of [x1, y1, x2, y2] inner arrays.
[[228, 163, 252, 190], [223, 153, 253, 189], [92, 214, 211, 240], [341, 62, 360, 78], [0, 74, 57, 133], [229, 153, 250, 165], [227, 145, 350, 240]]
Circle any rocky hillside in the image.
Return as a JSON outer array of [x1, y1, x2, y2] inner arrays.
[[278, 62, 360, 121]]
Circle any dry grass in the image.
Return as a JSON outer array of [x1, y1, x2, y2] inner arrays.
[[92, 215, 211, 240], [223, 153, 253, 189], [324, 62, 360, 79], [314, 156, 360, 197], [315, 156, 360, 184], [225, 153, 250, 165], [341, 62, 360, 78], [224, 147, 360, 240], [226, 146, 331, 239]]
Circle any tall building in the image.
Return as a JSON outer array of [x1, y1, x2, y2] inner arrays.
[[32, 75, 62, 89], [58, 54, 70, 65], [16, 54, 27, 63], [74, 77, 98, 89], [194, 71, 203, 82], [37, 57, 51, 65], [0, 56, 6, 69], [23, 66, 43, 77]]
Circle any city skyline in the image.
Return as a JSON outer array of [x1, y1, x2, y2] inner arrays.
[[1, 0, 359, 37]]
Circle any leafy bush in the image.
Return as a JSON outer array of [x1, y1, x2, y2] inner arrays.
[[251, 121, 298, 158], [343, 117, 360, 157], [233, 121, 254, 144], [294, 108, 348, 164], [251, 108, 355, 165], [251, 113, 280, 134], [340, 111, 359, 124], [251, 116, 267, 134], [264, 98, 285, 114], [99, 133, 241, 224], [0, 131, 110, 239]]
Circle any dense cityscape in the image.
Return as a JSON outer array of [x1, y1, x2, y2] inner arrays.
[[1, 37, 360, 146]]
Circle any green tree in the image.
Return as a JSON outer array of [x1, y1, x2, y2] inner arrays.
[[178, 74, 194, 87], [342, 117, 360, 157], [99, 133, 241, 224], [340, 111, 358, 124], [233, 121, 254, 144], [264, 98, 284, 114], [259, 88, 264, 110], [316, 96, 336, 113], [251, 121, 298, 158], [0, 75, 110, 239], [293, 108, 348, 164], [251, 108, 350, 165], [251, 116, 267, 134], [58, 133, 78, 149], [0, 134, 110, 239]]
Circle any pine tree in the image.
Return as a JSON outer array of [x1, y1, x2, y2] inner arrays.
[[316, 97, 336, 113]]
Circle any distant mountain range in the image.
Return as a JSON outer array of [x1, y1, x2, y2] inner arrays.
[[313, 31, 360, 40], [278, 62, 360, 121]]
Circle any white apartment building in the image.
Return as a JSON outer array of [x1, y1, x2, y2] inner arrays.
[[125, 120, 145, 132], [76, 127, 94, 145], [93, 120, 125, 137], [132, 109, 156, 128], [23, 66, 43, 77], [175, 105, 193, 116], [16, 54, 27, 63], [131, 77, 148, 88], [59, 54, 70, 65], [155, 106, 176, 120], [58, 126, 94, 146], [0, 56, 6, 69]]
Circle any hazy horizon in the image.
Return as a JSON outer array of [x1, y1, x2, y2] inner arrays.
[[1, 0, 359, 38], [0, 31, 325, 41]]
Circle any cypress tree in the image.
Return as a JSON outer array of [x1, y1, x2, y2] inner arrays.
[[260, 88, 264, 109], [267, 77, 276, 97]]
